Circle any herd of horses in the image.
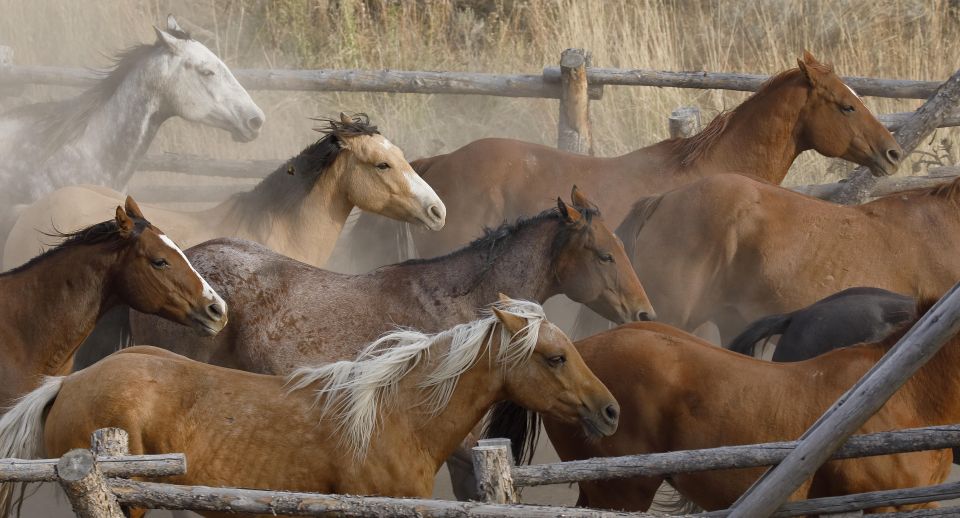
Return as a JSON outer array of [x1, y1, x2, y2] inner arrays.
[[0, 15, 956, 518]]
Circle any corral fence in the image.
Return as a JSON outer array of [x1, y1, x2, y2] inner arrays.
[[1, 46, 959, 204]]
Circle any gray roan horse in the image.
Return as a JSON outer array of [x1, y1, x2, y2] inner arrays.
[[0, 15, 263, 230]]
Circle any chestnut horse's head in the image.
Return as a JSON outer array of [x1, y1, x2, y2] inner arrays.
[[311, 113, 446, 230], [110, 197, 228, 335], [553, 186, 656, 323], [795, 50, 901, 176], [492, 296, 619, 439]]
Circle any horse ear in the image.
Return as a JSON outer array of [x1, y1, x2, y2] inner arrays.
[[493, 307, 528, 339], [557, 197, 583, 226], [154, 26, 183, 54], [124, 196, 145, 220], [802, 50, 821, 66], [166, 14, 184, 33], [570, 185, 598, 211], [340, 112, 352, 124], [797, 50, 825, 88], [115, 206, 134, 237], [497, 292, 512, 304]]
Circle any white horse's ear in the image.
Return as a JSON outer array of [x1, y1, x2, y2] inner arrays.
[[154, 26, 183, 54], [166, 14, 184, 33]]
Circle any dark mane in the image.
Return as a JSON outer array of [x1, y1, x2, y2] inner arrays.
[[227, 113, 380, 227], [1, 217, 150, 277], [871, 176, 960, 205], [671, 67, 808, 167], [396, 205, 599, 294]]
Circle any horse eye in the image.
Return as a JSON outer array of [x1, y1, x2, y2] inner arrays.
[[548, 355, 566, 367], [841, 104, 855, 113], [599, 252, 615, 263], [199, 68, 215, 77], [375, 162, 391, 170], [151, 258, 170, 270]]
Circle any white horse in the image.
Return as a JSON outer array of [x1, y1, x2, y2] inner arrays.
[[0, 15, 264, 222]]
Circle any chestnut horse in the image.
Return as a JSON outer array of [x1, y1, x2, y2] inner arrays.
[[345, 51, 901, 268], [129, 187, 652, 374], [5, 113, 445, 270], [616, 173, 960, 342], [0, 197, 226, 409], [535, 313, 953, 513], [0, 298, 618, 518]]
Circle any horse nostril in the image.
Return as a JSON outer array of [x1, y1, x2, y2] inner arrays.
[[207, 303, 224, 319], [247, 116, 264, 131], [428, 204, 444, 221], [636, 310, 656, 322], [604, 404, 619, 423], [886, 148, 902, 164]]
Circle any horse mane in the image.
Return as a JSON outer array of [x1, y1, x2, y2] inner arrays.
[[4, 30, 192, 162], [671, 67, 809, 167], [870, 176, 960, 205], [617, 194, 664, 251], [227, 113, 380, 227], [0, 217, 150, 277], [286, 298, 547, 459]]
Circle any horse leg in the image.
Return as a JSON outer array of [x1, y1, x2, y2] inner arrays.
[[446, 434, 480, 501]]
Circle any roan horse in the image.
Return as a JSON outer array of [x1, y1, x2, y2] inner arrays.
[[4, 113, 446, 270], [0, 298, 619, 518], [529, 311, 953, 513], [345, 51, 901, 268], [0, 16, 263, 220], [0, 197, 227, 409], [616, 173, 960, 342]]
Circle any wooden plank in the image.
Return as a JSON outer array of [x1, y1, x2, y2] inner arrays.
[[879, 109, 960, 131], [557, 48, 593, 155], [0, 65, 603, 100], [56, 449, 125, 518], [108, 479, 646, 517], [828, 66, 960, 205], [727, 281, 960, 517], [542, 66, 940, 99], [0, 453, 186, 482], [791, 173, 958, 201], [511, 424, 960, 487]]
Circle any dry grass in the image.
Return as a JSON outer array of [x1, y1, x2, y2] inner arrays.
[[0, 0, 958, 187]]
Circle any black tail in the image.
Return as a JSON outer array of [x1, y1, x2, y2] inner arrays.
[[481, 401, 541, 465], [726, 313, 792, 356]]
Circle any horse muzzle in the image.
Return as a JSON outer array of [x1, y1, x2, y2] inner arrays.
[[579, 401, 620, 438]]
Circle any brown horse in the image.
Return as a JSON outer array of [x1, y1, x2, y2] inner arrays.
[[345, 51, 900, 267], [0, 298, 618, 518], [536, 313, 953, 513], [0, 197, 227, 409], [616, 173, 960, 342], [129, 187, 653, 374]]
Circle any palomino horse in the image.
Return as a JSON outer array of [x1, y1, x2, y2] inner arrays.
[[129, 188, 652, 373], [0, 197, 226, 409], [535, 313, 953, 513], [345, 51, 901, 268], [0, 15, 262, 215], [4, 113, 446, 269], [0, 298, 618, 518], [616, 173, 960, 342], [727, 287, 916, 361]]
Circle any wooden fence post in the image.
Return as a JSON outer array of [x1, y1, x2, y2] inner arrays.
[[92, 428, 129, 457], [56, 449, 125, 518], [728, 281, 960, 517], [557, 48, 593, 155], [669, 106, 701, 138], [471, 442, 518, 504]]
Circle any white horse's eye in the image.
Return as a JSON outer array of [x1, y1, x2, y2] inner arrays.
[[199, 68, 215, 77]]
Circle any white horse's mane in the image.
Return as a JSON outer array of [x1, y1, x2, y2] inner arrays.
[[286, 298, 546, 458]]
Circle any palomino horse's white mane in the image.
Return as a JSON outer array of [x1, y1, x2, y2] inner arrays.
[[287, 298, 546, 458]]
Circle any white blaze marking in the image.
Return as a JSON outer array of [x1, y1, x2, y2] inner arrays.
[[381, 138, 393, 150], [844, 83, 862, 101], [404, 170, 443, 209], [159, 234, 227, 311]]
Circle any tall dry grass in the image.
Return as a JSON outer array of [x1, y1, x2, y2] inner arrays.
[[0, 0, 958, 187]]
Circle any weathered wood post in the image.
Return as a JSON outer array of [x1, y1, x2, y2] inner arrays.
[[471, 441, 518, 504], [729, 281, 960, 517], [92, 427, 129, 457], [56, 449, 125, 518], [668, 106, 701, 138], [557, 48, 593, 155], [828, 66, 960, 205]]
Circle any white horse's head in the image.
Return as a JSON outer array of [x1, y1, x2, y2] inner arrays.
[[153, 15, 264, 142]]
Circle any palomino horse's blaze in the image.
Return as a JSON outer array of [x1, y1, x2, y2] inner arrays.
[[345, 51, 901, 268], [0, 197, 226, 408], [540, 314, 953, 513], [616, 173, 960, 341], [0, 298, 616, 518]]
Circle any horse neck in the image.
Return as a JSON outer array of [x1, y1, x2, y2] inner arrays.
[[220, 163, 354, 267], [685, 76, 810, 184], [0, 245, 119, 382], [71, 65, 168, 190]]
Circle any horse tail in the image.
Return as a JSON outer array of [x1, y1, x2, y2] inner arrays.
[[726, 313, 792, 357], [481, 401, 541, 466], [0, 377, 64, 517]]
